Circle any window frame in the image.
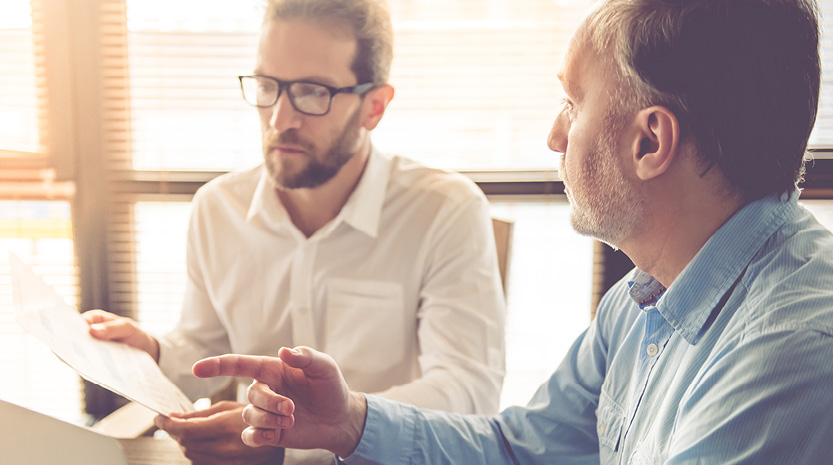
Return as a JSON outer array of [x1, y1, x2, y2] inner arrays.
[[5, 0, 833, 419]]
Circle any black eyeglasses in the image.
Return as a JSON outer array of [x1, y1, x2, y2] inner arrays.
[[238, 75, 375, 116]]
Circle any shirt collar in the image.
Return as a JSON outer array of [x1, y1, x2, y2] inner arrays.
[[630, 190, 801, 345], [246, 168, 290, 230], [245, 146, 390, 238], [337, 146, 390, 238]]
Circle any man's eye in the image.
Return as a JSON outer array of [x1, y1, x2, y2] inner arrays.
[[294, 83, 330, 99], [258, 81, 277, 92], [560, 98, 576, 120]]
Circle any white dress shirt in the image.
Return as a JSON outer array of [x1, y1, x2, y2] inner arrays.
[[155, 148, 506, 464]]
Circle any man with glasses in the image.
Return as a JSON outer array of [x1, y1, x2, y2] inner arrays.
[[84, 0, 506, 464], [238, 76, 375, 119], [195, 0, 833, 463]]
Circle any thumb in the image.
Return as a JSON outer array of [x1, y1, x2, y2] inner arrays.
[[277, 346, 338, 379], [170, 400, 240, 419]]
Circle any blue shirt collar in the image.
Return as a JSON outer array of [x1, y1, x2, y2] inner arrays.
[[628, 190, 801, 344]]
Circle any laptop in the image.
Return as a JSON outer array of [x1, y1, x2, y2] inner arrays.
[[0, 398, 188, 465]]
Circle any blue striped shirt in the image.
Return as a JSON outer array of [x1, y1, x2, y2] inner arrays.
[[343, 191, 833, 464]]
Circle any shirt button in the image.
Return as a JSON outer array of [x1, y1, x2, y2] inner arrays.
[[646, 343, 659, 357], [598, 422, 606, 435]]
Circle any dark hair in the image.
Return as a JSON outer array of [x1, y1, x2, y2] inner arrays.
[[264, 0, 393, 85], [585, 0, 821, 200]]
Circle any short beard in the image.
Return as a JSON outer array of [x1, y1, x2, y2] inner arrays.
[[264, 105, 362, 189], [567, 116, 644, 249]]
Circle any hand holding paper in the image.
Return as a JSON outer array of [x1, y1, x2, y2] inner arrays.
[[9, 252, 195, 416]]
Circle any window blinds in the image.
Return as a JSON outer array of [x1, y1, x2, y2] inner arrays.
[[3, 0, 833, 422]]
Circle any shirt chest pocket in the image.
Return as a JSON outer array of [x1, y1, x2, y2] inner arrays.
[[597, 389, 626, 458], [324, 279, 406, 372]]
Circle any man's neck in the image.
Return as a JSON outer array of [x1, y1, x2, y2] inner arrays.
[[621, 175, 746, 289], [277, 141, 371, 238]]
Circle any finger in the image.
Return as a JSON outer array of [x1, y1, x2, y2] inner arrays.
[[171, 401, 242, 420], [176, 433, 257, 457], [247, 381, 294, 416], [241, 425, 283, 448], [154, 402, 246, 442], [154, 415, 183, 439], [277, 346, 336, 379], [193, 354, 286, 385], [242, 403, 294, 430], [153, 409, 229, 442], [81, 309, 116, 325], [88, 317, 139, 341]]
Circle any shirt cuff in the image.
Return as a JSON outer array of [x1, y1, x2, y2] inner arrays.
[[340, 395, 417, 465]]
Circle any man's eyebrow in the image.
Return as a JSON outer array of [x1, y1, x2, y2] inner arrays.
[[250, 71, 340, 87], [557, 70, 580, 100], [304, 76, 340, 87]]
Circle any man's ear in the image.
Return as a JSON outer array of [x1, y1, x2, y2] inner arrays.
[[361, 84, 394, 130], [628, 105, 680, 181]]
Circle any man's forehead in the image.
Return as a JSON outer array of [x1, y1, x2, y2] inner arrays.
[[255, 18, 357, 84], [557, 35, 589, 98]]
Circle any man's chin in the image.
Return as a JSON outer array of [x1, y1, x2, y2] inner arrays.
[[265, 158, 307, 189], [269, 174, 306, 190], [270, 169, 337, 190], [568, 209, 600, 239]]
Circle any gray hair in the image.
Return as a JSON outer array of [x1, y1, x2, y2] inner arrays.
[[583, 0, 820, 200]]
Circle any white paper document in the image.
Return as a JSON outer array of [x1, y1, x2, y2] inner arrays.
[[9, 252, 195, 416]]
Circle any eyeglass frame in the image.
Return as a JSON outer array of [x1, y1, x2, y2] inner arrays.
[[238, 74, 376, 116]]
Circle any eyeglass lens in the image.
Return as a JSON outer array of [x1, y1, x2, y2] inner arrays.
[[241, 76, 332, 115]]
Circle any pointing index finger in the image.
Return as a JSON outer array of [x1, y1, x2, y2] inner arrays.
[[192, 354, 283, 384]]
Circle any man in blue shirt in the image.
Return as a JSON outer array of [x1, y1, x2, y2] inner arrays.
[[191, 0, 833, 463]]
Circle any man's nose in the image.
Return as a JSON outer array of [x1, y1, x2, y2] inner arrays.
[[547, 109, 569, 154], [268, 91, 302, 132]]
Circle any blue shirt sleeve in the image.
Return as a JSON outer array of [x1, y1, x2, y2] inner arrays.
[[342, 284, 640, 465]]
